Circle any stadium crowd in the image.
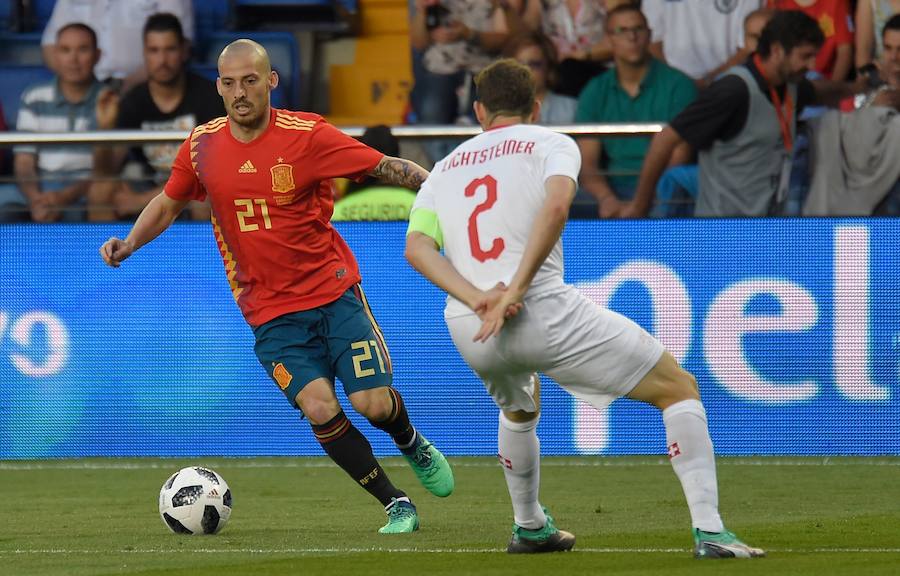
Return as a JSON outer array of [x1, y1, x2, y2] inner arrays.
[[1, 0, 898, 221]]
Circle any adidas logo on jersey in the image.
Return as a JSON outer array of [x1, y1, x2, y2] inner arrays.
[[239, 160, 257, 174]]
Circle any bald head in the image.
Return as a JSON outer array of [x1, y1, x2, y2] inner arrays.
[[218, 39, 271, 74], [217, 38, 279, 134]]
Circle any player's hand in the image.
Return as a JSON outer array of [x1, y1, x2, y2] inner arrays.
[[100, 237, 134, 268], [474, 282, 522, 320], [473, 284, 523, 343]]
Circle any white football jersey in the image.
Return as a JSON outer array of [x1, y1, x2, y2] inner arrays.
[[412, 124, 581, 317]]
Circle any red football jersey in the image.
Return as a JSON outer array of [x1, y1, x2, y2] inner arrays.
[[165, 108, 384, 327]]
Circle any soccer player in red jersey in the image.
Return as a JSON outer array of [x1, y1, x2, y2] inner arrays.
[[99, 39, 454, 533]]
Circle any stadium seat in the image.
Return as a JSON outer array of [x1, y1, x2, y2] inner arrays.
[[190, 63, 287, 109], [232, 0, 356, 32], [194, 0, 232, 38], [197, 31, 299, 109], [0, 32, 44, 66], [31, 0, 55, 31], [0, 65, 54, 126], [0, 0, 10, 30]]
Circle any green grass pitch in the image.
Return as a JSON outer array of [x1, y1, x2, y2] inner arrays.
[[2, 457, 899, 575]]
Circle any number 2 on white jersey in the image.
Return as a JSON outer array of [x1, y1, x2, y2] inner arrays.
[[465, 175, 505, 262]]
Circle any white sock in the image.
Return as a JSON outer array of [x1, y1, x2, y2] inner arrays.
[[498, 412, 546, 530], [662, 399, 724, 533], [385, 496, 411, 510]]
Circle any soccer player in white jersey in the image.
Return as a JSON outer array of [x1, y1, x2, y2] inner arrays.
[[404, 58, 765, 559]]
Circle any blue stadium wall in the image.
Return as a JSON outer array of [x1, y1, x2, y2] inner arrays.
[[1, 220, 897, 458]]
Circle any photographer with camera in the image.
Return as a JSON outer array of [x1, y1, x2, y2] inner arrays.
[[409, 0, 519, 162]]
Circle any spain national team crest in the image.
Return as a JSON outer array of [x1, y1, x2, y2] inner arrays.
[[271, 160, 295, 193], [273, 362, 293, 390]]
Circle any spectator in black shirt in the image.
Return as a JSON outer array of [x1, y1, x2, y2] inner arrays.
[[90, 13, 224, 221], [627, 10, 862, 218]]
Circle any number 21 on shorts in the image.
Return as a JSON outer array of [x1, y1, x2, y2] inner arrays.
[[466, 175, 505, 262], [351, 340, 387, 378]]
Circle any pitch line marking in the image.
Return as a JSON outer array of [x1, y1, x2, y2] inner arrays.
[[1, 459, 899, 471], [4, 547, 900, 555]]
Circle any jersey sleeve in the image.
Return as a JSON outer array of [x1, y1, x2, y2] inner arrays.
[[308, 120, 385, 182], [407, 178, 443, 249], [543, 134, 581, 184], [163, 133, 206, 202], [669, 75, 749, 150]]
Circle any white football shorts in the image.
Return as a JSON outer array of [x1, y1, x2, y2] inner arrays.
[[447, 285, 664, 412]]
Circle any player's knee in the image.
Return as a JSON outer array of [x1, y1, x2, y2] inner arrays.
[[297, 394, 341, 425], [350, 388, 393, 422], [659, 372, 700, 409]]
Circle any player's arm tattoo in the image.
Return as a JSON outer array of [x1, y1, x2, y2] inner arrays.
[[371, 156, 429, 190]]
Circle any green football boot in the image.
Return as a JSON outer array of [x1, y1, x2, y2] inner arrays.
[[378, 498, 419, 534], [507, 509, 576, 554], [402, 434, 454, 497], [693, 528, 766, 558]]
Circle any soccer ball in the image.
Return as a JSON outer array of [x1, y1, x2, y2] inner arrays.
[[159, 466, 232, 535]]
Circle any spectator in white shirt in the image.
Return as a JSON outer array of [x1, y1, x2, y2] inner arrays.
[[642, 0, 764, 84], [41, 0, 193, 89]]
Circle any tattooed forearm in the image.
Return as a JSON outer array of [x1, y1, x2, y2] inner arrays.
[[371, 156, 430, 190]]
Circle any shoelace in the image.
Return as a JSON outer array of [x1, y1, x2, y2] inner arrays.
[[387, 503, 415, 521], [411, 442, 434, 469]]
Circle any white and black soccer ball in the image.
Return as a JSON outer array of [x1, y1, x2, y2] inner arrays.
[[159, 466, 232, 535]]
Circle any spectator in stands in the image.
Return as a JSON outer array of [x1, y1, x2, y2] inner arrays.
[[805, 14, 900, 215], [333, 125, 417, 221], [702, 8, 776, 85], [639, 8, 776, 217], [89, 13, 224, 222], [629, 10, 861, 218], [643, 0, 764, 86], [741, 8, 775, 55], [575, 4, 696, 218], [519, 0, 614, 97], [768, 0, 853, 81], [504, 30, 577, 123], [9, 23, 102, 223], [856, 0, 900, 73], [409, 0, 514, 158], [42, 0, 193, 90]]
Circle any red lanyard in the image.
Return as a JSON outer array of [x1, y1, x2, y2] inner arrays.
[[753, 54, 794, 152]]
